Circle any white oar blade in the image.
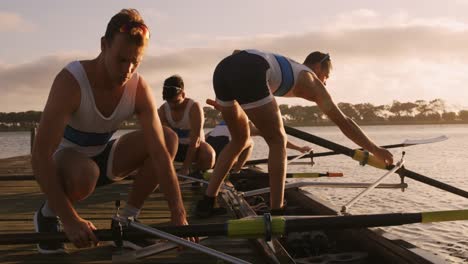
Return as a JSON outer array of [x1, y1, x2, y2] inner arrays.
[[402, 135, 448, 146]]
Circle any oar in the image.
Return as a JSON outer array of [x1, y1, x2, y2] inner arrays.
[[177, 173, 236, 192], [2, 209, 467, 244], [201, 171, 343, 180], [114, 216, 251, 264], [245, 135, 448, 166], [284, 126, 468, 199], [241, 181, 406, 197]]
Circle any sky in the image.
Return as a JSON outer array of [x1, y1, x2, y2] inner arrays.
[[1, 0, 468, 112]]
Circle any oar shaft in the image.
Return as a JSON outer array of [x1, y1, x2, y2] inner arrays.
[[1, 209, 467, 245], [396, 167, 468, 198], [128, 220, 251, 264], [245, 135, 447, 166], [0, 223, 227, 245]]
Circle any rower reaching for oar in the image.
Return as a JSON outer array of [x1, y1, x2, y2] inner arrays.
[[205, 118, 312, 173], [196, 50, 393, 218], [31, 9, 193, 254]]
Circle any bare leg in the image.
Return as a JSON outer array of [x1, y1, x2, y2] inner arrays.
[[205, 102, 250, 197], [231, 139, 253, 172], [245, 99, 286, 210], [55, 149, 100, 203], [194, 141, 216, 171], [112, 127, 178, 209]]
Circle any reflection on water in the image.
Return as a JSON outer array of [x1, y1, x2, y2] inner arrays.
[[1, 125, 468, 263]]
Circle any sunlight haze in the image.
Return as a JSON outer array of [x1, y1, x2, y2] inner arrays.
[[1, 0, 468, 112]]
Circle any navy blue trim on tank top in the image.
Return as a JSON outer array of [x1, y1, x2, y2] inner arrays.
[[63, 125, 115, 147], [173, 128, 190, 139], [273, 55, 294, 96]]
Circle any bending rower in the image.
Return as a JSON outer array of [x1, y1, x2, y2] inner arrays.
[[32, 9, 192, 253], [196, 49, 393, 218]]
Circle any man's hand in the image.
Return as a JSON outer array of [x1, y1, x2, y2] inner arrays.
[[171, 212, 199, 243], [297, 146, 312, 153], [372, 147, 394, 166], [206, 99, 222, 111], [62, 216, 99, 248]]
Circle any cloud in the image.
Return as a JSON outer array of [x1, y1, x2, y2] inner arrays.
[[0, 11, 35, 32], [2, 10, 468, 112]]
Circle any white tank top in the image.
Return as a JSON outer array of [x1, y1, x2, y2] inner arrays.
[[56, 61, 138, 157], [245, 49, 312, 97], [163, 98, 204, 145]]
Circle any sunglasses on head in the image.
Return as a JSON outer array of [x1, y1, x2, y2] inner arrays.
[[119, 21, 150, 40], [163, 85, 183, 100], [319, 53, 330, 64]]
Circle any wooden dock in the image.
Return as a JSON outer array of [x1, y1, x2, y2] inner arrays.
[[0, 155, 265, 263]]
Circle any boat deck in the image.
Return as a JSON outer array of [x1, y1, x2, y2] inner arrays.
[[0, 156, 265, 264]]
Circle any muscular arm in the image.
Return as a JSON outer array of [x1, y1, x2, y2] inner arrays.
[[157, 105, 169, 127], [135, 77, 186, 219], [182, 101, 204, 172], [31, 69, 80, 223], [297, 72, 393, 164]]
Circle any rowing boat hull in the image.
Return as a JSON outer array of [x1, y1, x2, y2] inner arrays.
[[223, 167, 446, 264]]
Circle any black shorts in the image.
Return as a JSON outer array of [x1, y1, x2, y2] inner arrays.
[[175, 143, 189, 162], [206, 135, 230, 160], [213, 51, 273, 109], [91, 139, 117, 187]]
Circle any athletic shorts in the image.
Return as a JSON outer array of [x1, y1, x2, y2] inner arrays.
[[91, 139, 118, 187], [174, 143, 189, 162], [213, 51, 274, 110], [206, 135, 230, 160]]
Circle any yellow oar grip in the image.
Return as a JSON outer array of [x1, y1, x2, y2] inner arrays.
[[352, 150, 387, 170], [227, 217, 286, 238], [421, 210, 468, 223]]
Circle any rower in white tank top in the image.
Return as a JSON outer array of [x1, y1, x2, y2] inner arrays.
[[162, 98, 205, 145], [56, 61, 138, 157]]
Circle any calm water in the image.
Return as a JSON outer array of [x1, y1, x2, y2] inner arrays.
[[1, 125, 467, 263]]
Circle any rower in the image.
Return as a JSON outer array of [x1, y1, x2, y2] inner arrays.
[[196, 50, 393, 218], [158, 75, 216, 177]]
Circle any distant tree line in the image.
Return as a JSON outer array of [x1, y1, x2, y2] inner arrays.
[[1, 99, 468, 131], [205, 99, 468, 127]]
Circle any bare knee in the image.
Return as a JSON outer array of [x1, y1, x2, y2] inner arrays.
[[135, 157, 159, 188], [65, 164, 99, 202], [264, 130, 287, 149], [230, 131, 250, 153], [197, 142, 216, 170]]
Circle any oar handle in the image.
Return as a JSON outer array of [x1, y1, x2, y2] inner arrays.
[[352, 150, 387, 169]]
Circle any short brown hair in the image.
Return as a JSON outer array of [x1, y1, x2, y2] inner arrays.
[[304, 51, 332, 71], [163, 75, 184, 100], [104, 9, 149, 46]]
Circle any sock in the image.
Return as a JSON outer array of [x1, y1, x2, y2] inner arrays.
[[120, 204, 141, 219], [41, 201, 56, 217]]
